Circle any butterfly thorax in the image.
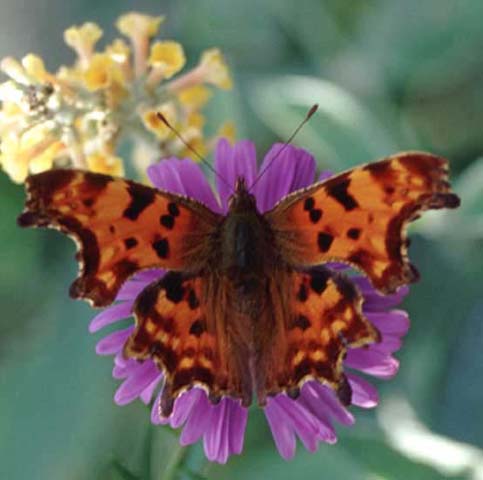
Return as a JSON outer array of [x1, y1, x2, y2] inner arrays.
[[221, 178, 276, 302]]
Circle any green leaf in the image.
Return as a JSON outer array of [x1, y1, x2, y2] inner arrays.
[[249, 75, 398, 171]]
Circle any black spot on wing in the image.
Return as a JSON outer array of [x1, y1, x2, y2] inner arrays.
[[189, 319, 205, 337], [162, 272, 185, 304], [160, 214, 175, 230], [347, 228, 361, 240], [187, 289, 200, 310], [304, 197, 315, 211], [317, 232, 333, 253], [309, 268, 331, 294], [168, 202, 180, 217], [297, 283, 308, 302], [152, 238, 169, 259], [309, 209, 322, 223], [292, 315, 311, 331], [124, 237, 138, 249], [326, 177, 359, 211], [123, 183, 155, 220]]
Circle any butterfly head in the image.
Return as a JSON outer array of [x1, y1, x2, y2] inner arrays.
[[227, 177, 257, 213]]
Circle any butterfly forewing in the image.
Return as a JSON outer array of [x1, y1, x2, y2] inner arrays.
[[266, 152, 460, 293], [17, 169, 221, 306]]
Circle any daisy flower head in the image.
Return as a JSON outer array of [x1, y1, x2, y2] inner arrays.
[[90, 139, 410, 463], [0, 12, 233, 183]]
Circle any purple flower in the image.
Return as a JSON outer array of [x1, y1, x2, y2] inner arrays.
[[89, 139, 410, 463]]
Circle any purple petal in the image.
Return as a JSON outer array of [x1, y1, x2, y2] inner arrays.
[[214, 139, 257, 212], [308, 383, 355, 426], [273, 395, 320, 452], [227, 399, 248, 455], [367, 310, 410, 336], [89, 302, 133, 333], [264, 398, 297, 460], [318, 170, 333, 182], [254, 143, 316, 212], [179, 390, 213, 445], [140, 374, 163, 404], [371, 335, 403, 355], [148, 157, 220, 212], [95, 327, 133, 355], [204, 400, 231, 463], [354, 277, 409, 312], [345, 349, 400, 378], [114, 361, 160, 405], [129, 269, 164, 284], [347, 373, 378, 408], [297, 385, 337, 443], [168, 389, 201, 428]]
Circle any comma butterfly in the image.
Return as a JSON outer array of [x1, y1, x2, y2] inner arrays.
[[17, 149, 460, 416]]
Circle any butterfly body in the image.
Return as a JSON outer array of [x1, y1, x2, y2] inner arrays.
[[18, 152, 460, 417]]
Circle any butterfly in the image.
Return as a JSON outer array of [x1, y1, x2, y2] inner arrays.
[[17, 151, 460, 417]]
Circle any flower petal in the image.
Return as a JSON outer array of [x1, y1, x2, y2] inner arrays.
[[367, 310, 410, 336], [95, 326, 133, 355], [179, 390, 213, 445], [140, 374, 163, 404], [227, 399, 248, 455], [347, 373, 378, 408], [253, 143, 315, 212], [214, 138, 257, 211], [114, 361, 160, 405], [308, 382, 355, 426], [148, 157, 220, 212], [345, 348, 400, 378], [89, 302, 133, 332], [264, 398, 297, 460], [204, 400, 231, 463]]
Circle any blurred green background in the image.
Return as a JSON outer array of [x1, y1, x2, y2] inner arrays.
[[1, 0, 483, 479]]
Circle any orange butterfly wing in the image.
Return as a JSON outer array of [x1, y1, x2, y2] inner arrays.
[[259, 267, 379, 405], [266, 152, 460, 293], [124, 272, 252, 416], [18, 169, 221, 306]]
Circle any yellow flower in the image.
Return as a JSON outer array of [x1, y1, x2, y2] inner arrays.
[[116, 12, 164, 39], [187, 112, 205, 130], [64, 22, 103, 63], [86, 152, 124, 176], [178, 85, 212, 110], [181, 135, 206, 161], [0, 126, 62, 183], [82, 54, 125, 91], [0, 57, 31, 85], [106, 39, 131, 64], [141, 103, 177, 140], [217, 121, 236, 144], [199, 48, 232, 89], [21, 54, 48, 82], [148, 41, 185, 79]]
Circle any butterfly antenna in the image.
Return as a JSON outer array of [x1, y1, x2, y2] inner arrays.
[[249, 104, 319, 192], [156, 112, 232, 191]]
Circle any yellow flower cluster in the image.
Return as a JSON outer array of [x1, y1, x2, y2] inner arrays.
[[0, 12, 234, 183]]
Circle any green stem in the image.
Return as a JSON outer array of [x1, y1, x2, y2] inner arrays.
[[160, 441, 189, 480]]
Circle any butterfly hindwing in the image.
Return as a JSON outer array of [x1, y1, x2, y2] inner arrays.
[[261, 267, 379, 404], [17, 169, 221, 306], [124, 272, 252, 416], [266, 153, 460, 293]]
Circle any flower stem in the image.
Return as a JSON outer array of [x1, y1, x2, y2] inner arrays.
[[160, 442, 189, 480]]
